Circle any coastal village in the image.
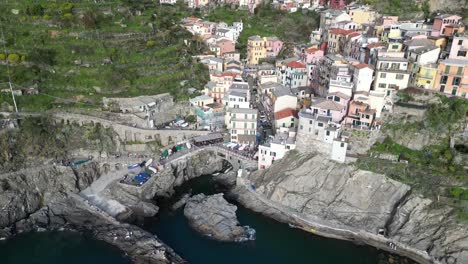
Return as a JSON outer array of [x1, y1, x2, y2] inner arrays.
[[0, 1, 468, 263], [88, 0, 468, 175]]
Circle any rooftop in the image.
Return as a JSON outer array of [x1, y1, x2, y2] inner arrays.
[[286, 61, 306, 69], [274, 108, 298, 120], [230, 108, 258, 114], [311, 99, 345, 111]]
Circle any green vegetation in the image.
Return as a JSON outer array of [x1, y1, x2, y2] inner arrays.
[[359, 92, 468, 220], [206, 4, 319, 56], [361, 0, 425, 19], [386, 93, 468, 133], [0, 1, 209, 111], [0, 117, 116, 172]]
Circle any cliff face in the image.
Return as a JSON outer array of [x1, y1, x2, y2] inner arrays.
[[0, 164, 100, 229], [0, 163, 183, 264], [245, 151, 468, 264], [98, 150, 224, 220]]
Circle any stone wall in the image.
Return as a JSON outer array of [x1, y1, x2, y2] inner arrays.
[[54, 113, 209, 146]]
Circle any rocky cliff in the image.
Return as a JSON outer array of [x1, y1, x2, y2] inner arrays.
[[102, 150, 224, 220], [184, 193, 250, 242], [0, 163, 183, 264], [236, 151, 468, 264]]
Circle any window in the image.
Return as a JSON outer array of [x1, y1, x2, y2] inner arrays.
[[380, 73, 386, 78], [396, 74, 404, 80], [244, 123, 247, 128], [391, 44, 399, 49], [452, 88, 457, 95], [244, 114, 247, 119], [378, 83, 386, 88], [458, 40, 463, 45], [453, 77, 461, 86], [326, 131, 330, 136], [386, 90, 391, 96], [440, 85, 445, 92], [445, 65, 450, 74], [457, 51, 467, 57], [340, 142, 345, 148], [440, 75, 448, 84], [457, 67, 463, 75], [333, 96, 340, 102], [309, 120, 313, 125], [300, 125, 303, 130], [318, 122, 324, 127], [251, 123, 254, 129]]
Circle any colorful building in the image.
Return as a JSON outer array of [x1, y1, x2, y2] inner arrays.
[[434, 59, 468, 97]]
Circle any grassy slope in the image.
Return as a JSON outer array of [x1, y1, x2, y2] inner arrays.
[[0, 2, 318, 111], [0, 1, 208, 111]]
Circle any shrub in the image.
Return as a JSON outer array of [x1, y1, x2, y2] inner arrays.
[[7, 54, 20, 63], [146, 40, 156, 47], [20, 55, 26, 61], [0, 53, 5, 60]]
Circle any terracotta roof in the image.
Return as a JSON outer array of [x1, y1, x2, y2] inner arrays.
[[305, 47, 319, 53], [329, 28, 355, 36], [275, 108, 298, 120], [354, 63, 374, 70], [221, 72, 237, 77], [348, 32, 361, 38], [286, 61, 306, 69], [366, 42, 385, 49]]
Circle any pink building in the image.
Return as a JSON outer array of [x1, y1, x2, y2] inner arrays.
[[216, 39, 235, 56], [266, 37, 283, 57], [302, 47, 324, 64], [432, 14, 462, 37], [310, 98, 347, 123], [344, 100, 376, 128], [381, 16, 398, 27]]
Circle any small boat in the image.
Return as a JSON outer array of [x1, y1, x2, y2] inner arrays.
[[148, 166, 158, 174], [145, 158, 153, 167], [127, 163, 140, 169]]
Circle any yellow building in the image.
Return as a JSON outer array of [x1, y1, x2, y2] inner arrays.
[[247, 35, 267, 65], [412, 64, 438, 89], [428, 36, 447, 50], [347, 7, 377, 25]]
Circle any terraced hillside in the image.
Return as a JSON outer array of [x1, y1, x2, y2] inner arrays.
[[0, 1, 209, 111]]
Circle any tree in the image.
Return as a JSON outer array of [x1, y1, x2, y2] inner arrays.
[[7, 54, 20, 63]]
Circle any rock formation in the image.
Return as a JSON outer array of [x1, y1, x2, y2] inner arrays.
[[101, 150, 224, 220], [184, 193, 253, 242], [233, 151, 468, 264], [0, 163, 183, 264]]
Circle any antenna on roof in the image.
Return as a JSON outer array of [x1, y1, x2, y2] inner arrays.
[[0, 23, 18, 113]]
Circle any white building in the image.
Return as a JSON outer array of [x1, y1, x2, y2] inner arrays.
[[373, 55, 410, 99], [274, 108, 299, 129], [272, 85, 298, 113], [190, 95, 214, 107], [225, 108, 258, 144], [406, 45, 441, 65], [160, 0, 177, 4], [258, 127, 296, 170], [329, 79, 354, 97], [282, 61, 308, 89], [352, 63, 374, 93], [331, 138, 348, 163], [225, 90, 250, 109]]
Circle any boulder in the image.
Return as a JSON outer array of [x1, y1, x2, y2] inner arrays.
[[184, 193, 254, 242]]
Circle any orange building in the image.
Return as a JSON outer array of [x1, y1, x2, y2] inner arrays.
[[434, 59, 468, 98]]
